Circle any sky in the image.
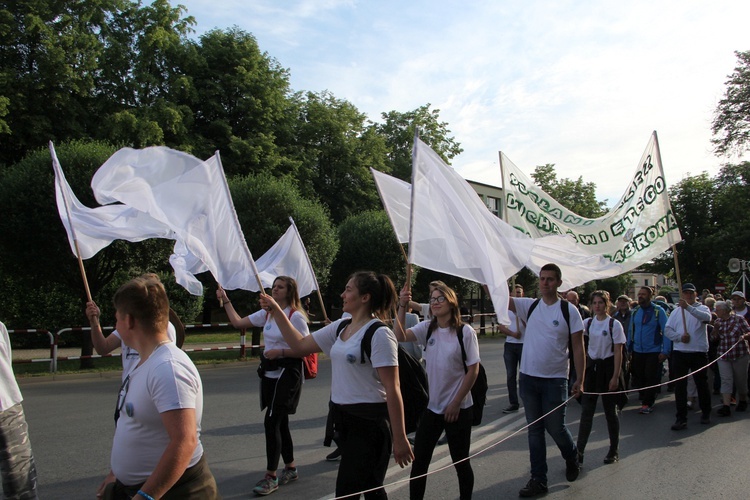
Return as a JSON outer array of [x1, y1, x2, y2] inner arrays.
[[177, 0, 750, 207]]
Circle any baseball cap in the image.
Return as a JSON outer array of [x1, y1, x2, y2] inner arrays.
[[616, 295, 630, 302], [681, 283, 697, 292], [732, 291, 746, 299]]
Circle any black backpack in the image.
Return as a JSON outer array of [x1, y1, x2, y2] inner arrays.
[[425, 323, 488, 426], [336, 319, 428, 434]]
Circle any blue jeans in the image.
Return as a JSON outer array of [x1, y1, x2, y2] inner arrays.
[[519, 374, 577, 483], [503, 343, 523, 406]]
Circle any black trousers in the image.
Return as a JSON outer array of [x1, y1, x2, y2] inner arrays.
[[410, 408, 474, 500], [336, 408, 391, 499], [672, 351, 711, 420]]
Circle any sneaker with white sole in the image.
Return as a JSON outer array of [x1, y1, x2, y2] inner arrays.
[[253, 474, 279, 496], [278, 467, 298, 485]]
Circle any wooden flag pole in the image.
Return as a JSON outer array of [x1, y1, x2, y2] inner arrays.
[[672, 244, 690, 342]]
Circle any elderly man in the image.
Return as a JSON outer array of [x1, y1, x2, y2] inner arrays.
[[665, 283, 713, 430], [100, 274, 218, 499], [510, 264, 585, 497], [711, 301, 750, 416]]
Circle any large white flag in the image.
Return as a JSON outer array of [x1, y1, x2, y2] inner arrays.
[[51, 142, 173, 260], [91, 147, 259, 291], [371, 168, 411, 243], [409, 138, 534, 324], [501, 131, 682, 278]]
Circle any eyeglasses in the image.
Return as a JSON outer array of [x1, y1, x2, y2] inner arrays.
[[429, 296, 447, 304], [115, 374, 131, 422]]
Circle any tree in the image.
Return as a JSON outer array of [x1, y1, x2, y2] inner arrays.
[[647, 172, 717, 290], [374, 104, 463, 181], [712, 50, 750, 157], [531, 164, 608, 217], [328, 210, 411, 314], [290, 91, 389, 223], [0, 0, 127, 165]]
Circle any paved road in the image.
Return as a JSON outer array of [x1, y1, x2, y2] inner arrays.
[[18, 338, 749, 499]]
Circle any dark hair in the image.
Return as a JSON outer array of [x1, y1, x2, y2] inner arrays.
[[273, 276, 307, 321], [113, 273, 169, 334], [349, 271, 398, 320], [639, 286, 653, 297], [588, 290, 612, 313], [540, 263, 562, 281]]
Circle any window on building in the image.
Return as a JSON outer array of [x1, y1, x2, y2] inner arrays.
[[485, 196, 501, 217]]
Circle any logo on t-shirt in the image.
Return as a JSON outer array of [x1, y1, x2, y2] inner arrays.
[[428, 338, 436, 346], [265, 324, 272, 331], [552, 320, 560, 327], [346, 353, 357, 364]]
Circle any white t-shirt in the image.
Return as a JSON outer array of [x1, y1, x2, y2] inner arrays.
[[313, 318, 398, 405], [111, 343, 203, 485], [411, 321, 480, 414], [515, 298, 584, 379], [248, 307, 310, 379], [584, 317, 626, 360], [115, 322, 177, 380], [0, 321, 23, 411], [505, 310, 525, 344]]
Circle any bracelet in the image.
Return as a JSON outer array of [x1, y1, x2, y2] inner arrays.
[[137, 490, 156, 500], [223, 300, 231, 305]]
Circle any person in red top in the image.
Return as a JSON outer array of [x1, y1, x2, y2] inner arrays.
[[711, 301, 750, 416]]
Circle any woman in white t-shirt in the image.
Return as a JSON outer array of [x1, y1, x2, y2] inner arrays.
[[576, 290, 626, 466], [261, 271, 413, 499], [395, 283, 479, 500], [218, 276, 310, 496]]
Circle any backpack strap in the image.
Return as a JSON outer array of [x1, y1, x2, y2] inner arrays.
[[360, 321, 388, 364], [608, 316, 616, 353], [527, 298, 571, 334], [526, 298, 541, 321], [455, 324, 469, 374], [335, 318, 352, 338], [266, 308, 296, 322]]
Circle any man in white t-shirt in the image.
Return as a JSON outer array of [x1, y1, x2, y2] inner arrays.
[[501, 284, 525, 413], [0, 320, 38, 499], [509, 264, 585, 498], [99, 274, 218, 499]]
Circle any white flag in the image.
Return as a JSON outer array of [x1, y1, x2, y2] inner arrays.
[[501, 131, 682, 283], [409, 138, 534, 325], [371, 168, 411, 243], [255, 224, 317, 297], [92, 147, 258, 291], [51, 142, 172, 260]]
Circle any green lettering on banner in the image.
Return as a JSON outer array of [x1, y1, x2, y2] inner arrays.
[[578, 233, 597, 245], [599, 230, 609, 243], [608, 211, 679, 264]]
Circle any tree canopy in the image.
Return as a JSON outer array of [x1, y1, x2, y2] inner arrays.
[[712, 50, 750, 157]]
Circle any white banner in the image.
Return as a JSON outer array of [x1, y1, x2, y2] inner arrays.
[[501, 131, 682, 274]]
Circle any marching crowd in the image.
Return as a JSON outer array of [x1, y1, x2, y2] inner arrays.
[[1, 266, 749, 499]]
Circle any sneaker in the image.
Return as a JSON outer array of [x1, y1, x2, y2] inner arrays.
[[325, 448, 341, 461], [503, 404, 520, 413], [639, 405, 654, 414], [730, 397, 737, 406], [671, 419, 687, 430], [253, 474, 279, 496], [736, 400, 747, 412], [278, 467, 298, 485], [565, 456, 581, 482], [519, 478, 548, 497], [717, 405, 731, 417], [603, 451, 619, 464], [686, 401, 694, 410]]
